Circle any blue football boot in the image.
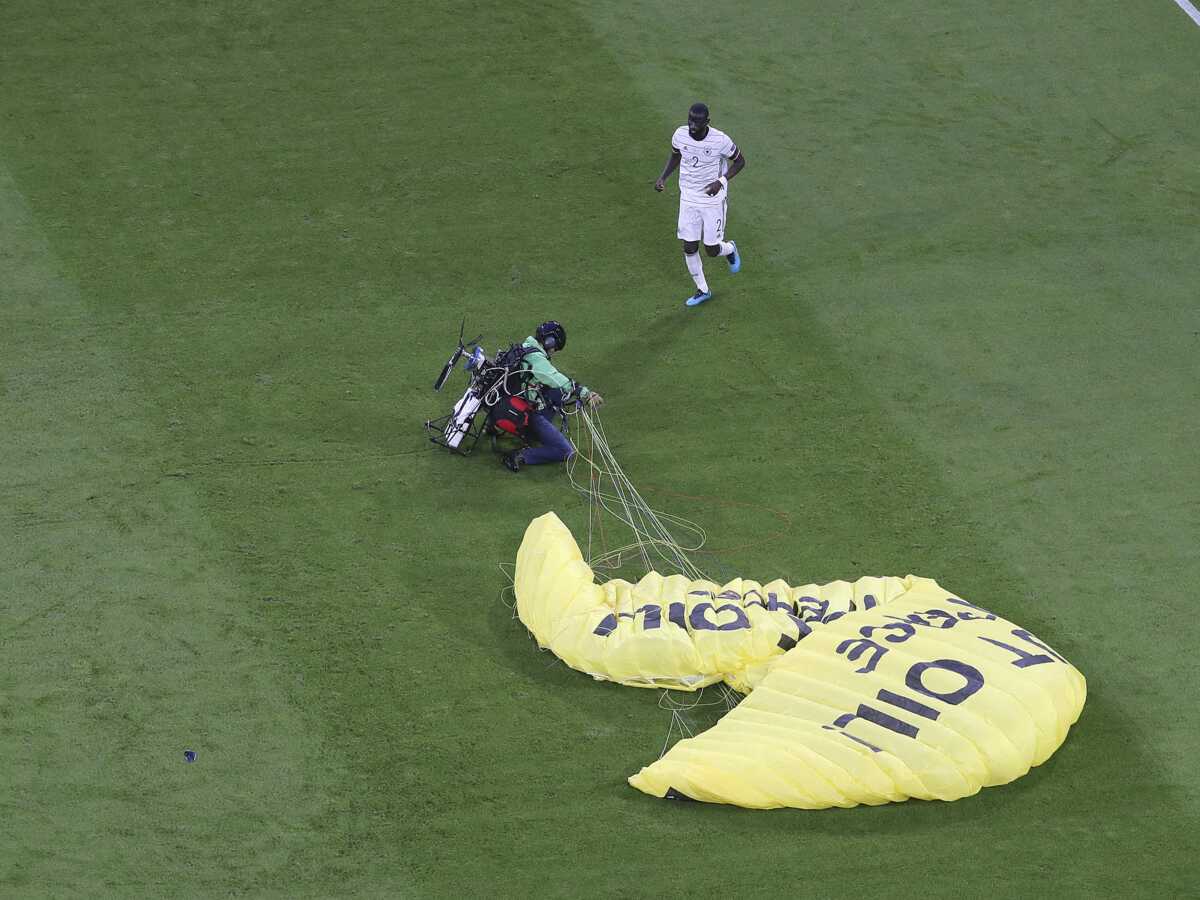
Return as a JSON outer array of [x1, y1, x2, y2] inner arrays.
[[685, 289, 713, 307], [726, 241, 741, 273]]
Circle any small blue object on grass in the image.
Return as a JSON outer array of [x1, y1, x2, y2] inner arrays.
[[184, 750, 197, 763]]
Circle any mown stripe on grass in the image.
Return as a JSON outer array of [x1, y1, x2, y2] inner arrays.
[[0, 158, 337, 896]]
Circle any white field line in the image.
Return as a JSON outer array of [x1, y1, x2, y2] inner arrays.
[[1171, 0, 1200, 27]]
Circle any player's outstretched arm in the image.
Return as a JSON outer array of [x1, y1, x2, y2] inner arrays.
[[654, 149, 682, 191]]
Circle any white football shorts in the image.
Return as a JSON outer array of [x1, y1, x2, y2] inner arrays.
[[677, 197, 727, 244]]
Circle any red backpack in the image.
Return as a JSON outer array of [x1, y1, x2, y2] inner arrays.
[[488, 393, 532, 437]]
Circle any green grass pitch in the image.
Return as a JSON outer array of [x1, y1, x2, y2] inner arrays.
[[2, 0, 1198, 895]]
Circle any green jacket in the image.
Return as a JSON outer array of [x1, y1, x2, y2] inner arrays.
[[519, 336, 591, 409]]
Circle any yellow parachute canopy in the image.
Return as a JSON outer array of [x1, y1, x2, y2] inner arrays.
[[514, 512, 1087, 809], [515, 511, 915, 692]]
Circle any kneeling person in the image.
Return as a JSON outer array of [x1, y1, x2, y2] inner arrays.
[[503, 321, 603, 472]]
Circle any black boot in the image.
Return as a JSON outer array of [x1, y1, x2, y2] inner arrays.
[[502, 450, 523, 472]]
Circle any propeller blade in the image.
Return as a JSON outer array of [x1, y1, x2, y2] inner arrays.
[[434, 347, 464, 391]]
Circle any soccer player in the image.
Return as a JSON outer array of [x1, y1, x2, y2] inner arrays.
[[654, 102, 746, 307]]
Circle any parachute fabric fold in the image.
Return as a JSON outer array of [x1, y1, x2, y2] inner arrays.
[[515, 512, 915, 691], [628, 579, 1087, 808]]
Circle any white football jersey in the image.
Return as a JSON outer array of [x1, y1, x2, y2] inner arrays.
[[671, 125, 739, 206]]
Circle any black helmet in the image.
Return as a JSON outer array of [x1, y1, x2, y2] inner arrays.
[[535, 320, 567, 352]]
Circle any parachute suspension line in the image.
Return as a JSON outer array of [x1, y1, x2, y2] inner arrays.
[[582, 405, 609, 573], [497, 562, 518, 615], [565, 405, 708, 582], [661, 706, 694, 759], [718, 684, 744, 713], [570, 401, 633, 572], [656, 688, 734, 758]]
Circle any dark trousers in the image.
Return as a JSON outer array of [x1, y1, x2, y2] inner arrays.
[[522, 389, 575, 465]]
